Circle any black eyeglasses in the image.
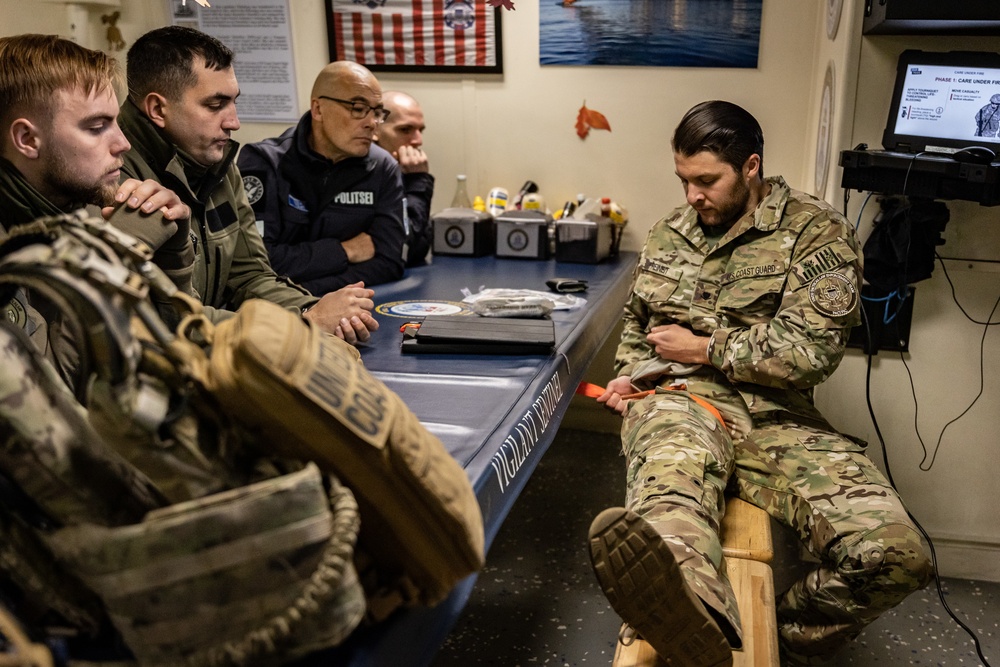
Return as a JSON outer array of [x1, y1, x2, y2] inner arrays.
[[318, 96, 390, 123]]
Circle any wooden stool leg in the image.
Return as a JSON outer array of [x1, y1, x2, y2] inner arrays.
[[611, 497, 780, 667], [728, 557, 780, 667]]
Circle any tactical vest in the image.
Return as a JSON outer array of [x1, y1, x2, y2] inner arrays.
[[0, 212, 484, 663], [0, 212, 364, 665]]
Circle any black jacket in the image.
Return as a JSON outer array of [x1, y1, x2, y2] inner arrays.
[[237, 113, 406, 295], [403, 171, 435, 266]]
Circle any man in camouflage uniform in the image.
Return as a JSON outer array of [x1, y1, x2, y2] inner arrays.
[[588, 101, 931, 666], [0, 34, 193, 374]]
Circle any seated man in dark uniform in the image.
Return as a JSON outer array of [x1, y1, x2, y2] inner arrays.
[[375, 90, 434, 266], [238, 61, 405, 296]]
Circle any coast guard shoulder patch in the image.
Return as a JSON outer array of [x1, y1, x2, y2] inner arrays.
[[808, 272, 857, 317], [242, 175, 264, 205]]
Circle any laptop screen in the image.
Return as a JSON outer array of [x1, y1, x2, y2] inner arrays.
[[882, 49, 1000, 154]]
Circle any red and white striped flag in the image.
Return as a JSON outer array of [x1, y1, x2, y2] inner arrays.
[[329, 0, 498, 69]]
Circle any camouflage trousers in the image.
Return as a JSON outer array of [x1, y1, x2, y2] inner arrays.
[[620, 389, 932, 663]]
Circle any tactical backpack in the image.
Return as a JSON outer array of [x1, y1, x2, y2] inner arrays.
[[0, 212, 484, 662]]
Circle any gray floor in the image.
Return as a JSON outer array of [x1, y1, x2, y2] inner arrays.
[[432, 428, 999, 667]]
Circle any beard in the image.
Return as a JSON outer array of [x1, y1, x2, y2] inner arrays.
[[702, 175, 751, 230], [42, 152, 120, 209]]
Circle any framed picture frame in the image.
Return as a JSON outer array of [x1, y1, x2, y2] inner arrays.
[[325, 0, 503, 74]]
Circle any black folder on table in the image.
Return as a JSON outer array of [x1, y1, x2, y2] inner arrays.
[[401, 315, 555, 355]]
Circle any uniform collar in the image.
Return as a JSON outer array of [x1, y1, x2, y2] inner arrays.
[[666, 175, 791, 249], [0, 156, 75, 231]]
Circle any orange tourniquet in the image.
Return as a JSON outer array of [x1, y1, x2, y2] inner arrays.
[[575, 382, 725, 428]]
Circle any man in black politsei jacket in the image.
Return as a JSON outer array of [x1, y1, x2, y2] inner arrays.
[[238, 61, 405, 296]]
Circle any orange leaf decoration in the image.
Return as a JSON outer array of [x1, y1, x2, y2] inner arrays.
[[576, 102, 612, 139]]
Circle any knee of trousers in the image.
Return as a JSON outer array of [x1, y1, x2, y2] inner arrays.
[[831, 521, 933, 608], [625, 428, 731, 514], [621, 394, 733, 468]]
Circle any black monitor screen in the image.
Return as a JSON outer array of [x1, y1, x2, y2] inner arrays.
[[883, 50, 1000, 153]]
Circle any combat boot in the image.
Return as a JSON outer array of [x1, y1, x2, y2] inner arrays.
[[589, 507, 734, 667]]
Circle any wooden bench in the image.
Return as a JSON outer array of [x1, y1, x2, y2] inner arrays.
[[611, 497, 780, 667]]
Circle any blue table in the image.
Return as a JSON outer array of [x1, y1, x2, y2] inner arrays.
[[300, 252, 636, 667]]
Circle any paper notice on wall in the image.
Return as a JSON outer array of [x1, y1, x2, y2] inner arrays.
[[167, 0, 299, 123]]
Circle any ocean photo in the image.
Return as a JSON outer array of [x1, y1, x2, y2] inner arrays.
[[540, 0, 763, 68]]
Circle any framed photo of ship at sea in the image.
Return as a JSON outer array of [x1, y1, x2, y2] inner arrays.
[[326, 0, 503, 74], [540, 0, 762, 68]]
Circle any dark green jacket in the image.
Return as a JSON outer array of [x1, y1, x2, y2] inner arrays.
[[0, 155, 190, 379], [117, 101, 316, 322]]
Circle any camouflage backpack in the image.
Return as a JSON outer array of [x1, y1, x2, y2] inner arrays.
[[0, 211, 486, 662], [0, 212, 366, 665]]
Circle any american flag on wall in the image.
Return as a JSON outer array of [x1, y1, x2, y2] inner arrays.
[[325, 0, 502, 73]]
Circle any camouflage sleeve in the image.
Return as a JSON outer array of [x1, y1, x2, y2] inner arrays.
[[706, 209, 862, 390], [614, 254, 656, 378]]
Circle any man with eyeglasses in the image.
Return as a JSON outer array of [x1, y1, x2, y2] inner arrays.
[[238, 61, 405, 295], [119, 27, 379, 344]]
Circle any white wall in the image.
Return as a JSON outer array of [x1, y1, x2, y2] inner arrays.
[[244, 0, 821, 253], [6, 0, 1000, 581], [816, 25, 1000, 582]]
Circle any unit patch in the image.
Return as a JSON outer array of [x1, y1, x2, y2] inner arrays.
[[242, 175, 264, 205], [808, 272, 857, 317]]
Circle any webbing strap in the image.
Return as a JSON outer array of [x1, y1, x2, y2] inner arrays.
[[576, 381, 726, 427], [89, 513, 334, 597]]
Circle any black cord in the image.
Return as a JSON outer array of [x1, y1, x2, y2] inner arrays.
[[902, 284, 999, 471], [861, 305, 993, 666], [935, 253, 1000, 326]]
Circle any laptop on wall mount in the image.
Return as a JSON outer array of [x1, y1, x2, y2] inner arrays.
[[881, 49, 1000, 156], [839, 49, 1000, 205]]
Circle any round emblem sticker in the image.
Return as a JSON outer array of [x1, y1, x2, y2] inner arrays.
[[375, 300, 473, 318], [243, 175, 264, 205], [808, 272, 857, 317], [507, 229, 529, 252], [444, 0, 475, 30], [444, 225, 466, 249]]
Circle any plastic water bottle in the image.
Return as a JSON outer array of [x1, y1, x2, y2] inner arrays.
[[486, 187, 509, 217], [451, 174, 472, 209]]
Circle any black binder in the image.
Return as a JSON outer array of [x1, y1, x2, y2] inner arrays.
[[401, 316, 555, 355]]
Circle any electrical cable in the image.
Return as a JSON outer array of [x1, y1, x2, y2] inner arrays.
[[855, 192, 873, 231], [935, 253, 1000, 326], [860, 305, 994, 666], [901, 280, 1000, 472]]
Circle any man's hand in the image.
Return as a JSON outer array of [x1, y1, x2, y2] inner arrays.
[[104, 178, 190, 221], [395, 145, 429, 174], [596, 375, 636, 416], [342, 232, 375, 263], [647, 324, 711, 365], [303, 281, 379, 344]]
